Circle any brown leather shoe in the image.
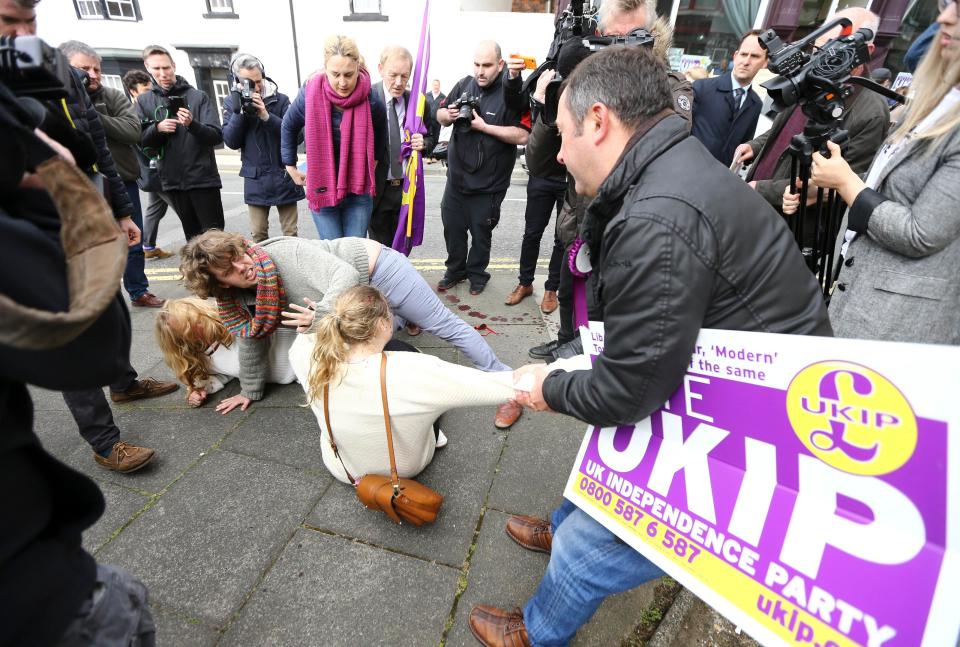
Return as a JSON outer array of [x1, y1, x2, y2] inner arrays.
[[131, 292, 165, 308], [540, 290, 558, 314], [504, 284, 533, 306], [405, 323, 422, 336], [494, 400, 522, 429], [469, 605, 531, 647], [505, 515, 553, 553], [110, 377, 179, 403], [143, 247, 174, 259], [94, 441, 156, 473]]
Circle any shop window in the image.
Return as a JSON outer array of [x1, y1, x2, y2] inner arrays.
[[885, 0, 941, 75], [74, 0, 140, 20], [101, 74, 124, 91], [671, 0, 762, 72]]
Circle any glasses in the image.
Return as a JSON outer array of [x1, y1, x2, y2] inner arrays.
[[939, 0, 957, 13]]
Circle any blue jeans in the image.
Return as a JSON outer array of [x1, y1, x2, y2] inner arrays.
[[122, 182, 149, 300], [524, 499, 665, 646], [311, 193, 373, 240]]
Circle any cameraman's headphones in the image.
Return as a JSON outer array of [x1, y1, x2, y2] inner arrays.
[[228, 52, 266, 87]]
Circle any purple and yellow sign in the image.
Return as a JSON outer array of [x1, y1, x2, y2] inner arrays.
[[565, 326, 959, 647]]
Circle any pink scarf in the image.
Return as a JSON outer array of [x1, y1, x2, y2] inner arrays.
[[304, 67, 376, 210]]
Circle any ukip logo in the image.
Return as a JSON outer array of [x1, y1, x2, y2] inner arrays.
[[785, 361, 918, 476]]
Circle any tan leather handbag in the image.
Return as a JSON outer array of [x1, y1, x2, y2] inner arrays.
[[323, 353, 444, 526]]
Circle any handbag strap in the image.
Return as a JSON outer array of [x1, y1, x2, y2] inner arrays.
[[379, 353, 401, 495], [322, 383, 357, 485]]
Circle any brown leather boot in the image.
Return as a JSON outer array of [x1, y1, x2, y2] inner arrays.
[[505, 284, 533, 306], [110, 378, 179, 403], [469, 605, 531, 647], [505, 515, 553, 553], [94, 441, 155, 473]]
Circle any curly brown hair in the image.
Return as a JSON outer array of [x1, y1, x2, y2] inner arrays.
[[179, 230, 248, 299]]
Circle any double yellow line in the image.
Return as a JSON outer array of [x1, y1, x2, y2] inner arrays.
[[145, 258, 550, 282]]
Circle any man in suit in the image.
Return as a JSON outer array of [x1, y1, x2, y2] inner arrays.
[[424, 78, 445, 156], [368, 46, 436, 247], [691, 30, 767, 166]]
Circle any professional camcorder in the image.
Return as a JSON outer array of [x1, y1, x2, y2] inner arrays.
[[0, 35, 70, 100], [449, 92, 481, 129], [232, 78, 257, 116]]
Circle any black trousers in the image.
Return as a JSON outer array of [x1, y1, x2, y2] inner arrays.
[[441, 186, 507, 288], [61, 362, 138, 455], [369, 182, 403, 246], [557, 252, 576, 344], [518, 175, 566, 291], [166, 187, 225, 241]]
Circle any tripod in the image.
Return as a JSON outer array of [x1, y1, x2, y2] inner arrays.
[[787, 122, 849, 299]]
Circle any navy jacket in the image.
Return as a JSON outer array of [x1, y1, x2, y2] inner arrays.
[[137, 76, 223, 191], [222, 79, 304, 207], [279, 84, 386, 170], [691, 73, 761, 167]]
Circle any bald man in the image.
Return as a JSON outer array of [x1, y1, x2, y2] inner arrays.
[[435, 40, 531, 299]]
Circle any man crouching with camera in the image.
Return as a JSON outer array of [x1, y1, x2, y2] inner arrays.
[[222, 53, 304, 242], [436, 40, 530, 301], [469, 45, 832, 647]]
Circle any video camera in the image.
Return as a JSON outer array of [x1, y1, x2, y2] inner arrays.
[[231, 78, 257, 116], [0, 35, 71, 100]]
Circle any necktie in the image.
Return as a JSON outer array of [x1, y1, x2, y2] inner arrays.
[[388, 97, 403, 180], [732, 87, 744, 113]]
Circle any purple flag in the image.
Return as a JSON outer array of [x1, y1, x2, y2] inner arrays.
[[393, 0, 431, 255]]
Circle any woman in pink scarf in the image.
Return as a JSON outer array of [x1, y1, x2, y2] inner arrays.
[[281, 35, 386, 240]]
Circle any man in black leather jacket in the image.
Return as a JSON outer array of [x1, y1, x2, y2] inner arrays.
[[468, 45, 831, 647]]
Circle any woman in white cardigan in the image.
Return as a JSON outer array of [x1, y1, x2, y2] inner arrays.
[[289, 285, 579, 484]]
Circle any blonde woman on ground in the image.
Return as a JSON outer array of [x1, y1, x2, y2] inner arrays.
[[289, 286, 585, 484], [155, 297, 297, 407]]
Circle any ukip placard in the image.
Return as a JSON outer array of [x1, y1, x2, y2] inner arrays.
[[564, 324, 959, 647]]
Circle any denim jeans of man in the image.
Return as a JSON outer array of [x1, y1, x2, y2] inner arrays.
[[311, 193, 373, 240], [122, 182, 149, 301], [523, 499, 665, 646]]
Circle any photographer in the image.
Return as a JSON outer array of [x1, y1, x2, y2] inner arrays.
[[222, 53, 304, 243], [0, 70, 154, 644], [468, 45, 830, 647], [436, 40, 530, 302], [735, 8, 889, 219], [61, 39, 165, 308], [137, 44, 225, 241]]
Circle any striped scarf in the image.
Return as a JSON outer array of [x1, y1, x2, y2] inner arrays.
[[216, 241, 285, 339]]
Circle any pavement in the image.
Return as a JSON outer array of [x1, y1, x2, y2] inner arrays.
[[27, 161, 668, 646]]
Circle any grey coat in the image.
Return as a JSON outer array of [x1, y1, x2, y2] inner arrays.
[[829, 125, 960, 344]]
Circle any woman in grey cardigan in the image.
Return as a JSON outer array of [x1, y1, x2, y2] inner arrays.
[[784, 0, 960, 344]]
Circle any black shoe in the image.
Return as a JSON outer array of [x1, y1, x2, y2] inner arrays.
[[529, 339, 560, 360], [548, 338, 583, 363], [469, 282, 487, 295], [437, 275, 466, 291]]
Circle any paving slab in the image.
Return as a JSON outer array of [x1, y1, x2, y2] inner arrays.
[[649, 589, 761, 647], [83, 481, 151, 555], [486, 408, 585, 520], [445, 509, 659, 647], [27, 385, 69, 412], [36, 405, 249, 494], [97, 449, 329, 625], [306, 403, 505, 568], [221, 528, 460, 647], [222, 406, 324, 470], [151, 605, 220, 647]]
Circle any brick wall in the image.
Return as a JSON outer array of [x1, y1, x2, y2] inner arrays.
[[512, 0, 550, 13]]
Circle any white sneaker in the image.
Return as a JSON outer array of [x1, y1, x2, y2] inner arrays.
[[435, 429, 448, 448]]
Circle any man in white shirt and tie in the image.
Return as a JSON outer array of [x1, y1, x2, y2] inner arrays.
[[369, 46, 436, 246]]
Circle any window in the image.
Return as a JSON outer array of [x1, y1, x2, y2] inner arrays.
[[101, 74, 124, 91], [75, 0, 104, 18], [344, 0, 388, 21], [213, 79, 231, 116], [204, 0, 238, 18], [73, 0, 140, 21]]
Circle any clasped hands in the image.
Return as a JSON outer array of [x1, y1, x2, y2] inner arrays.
[[511, 363, 553, 412]]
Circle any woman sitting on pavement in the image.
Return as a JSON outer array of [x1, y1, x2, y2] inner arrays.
[[291, 285, 523, 482], [783, 0, 960, 344], [179, 231, 522, 427], [155, 297, 297, 408]]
